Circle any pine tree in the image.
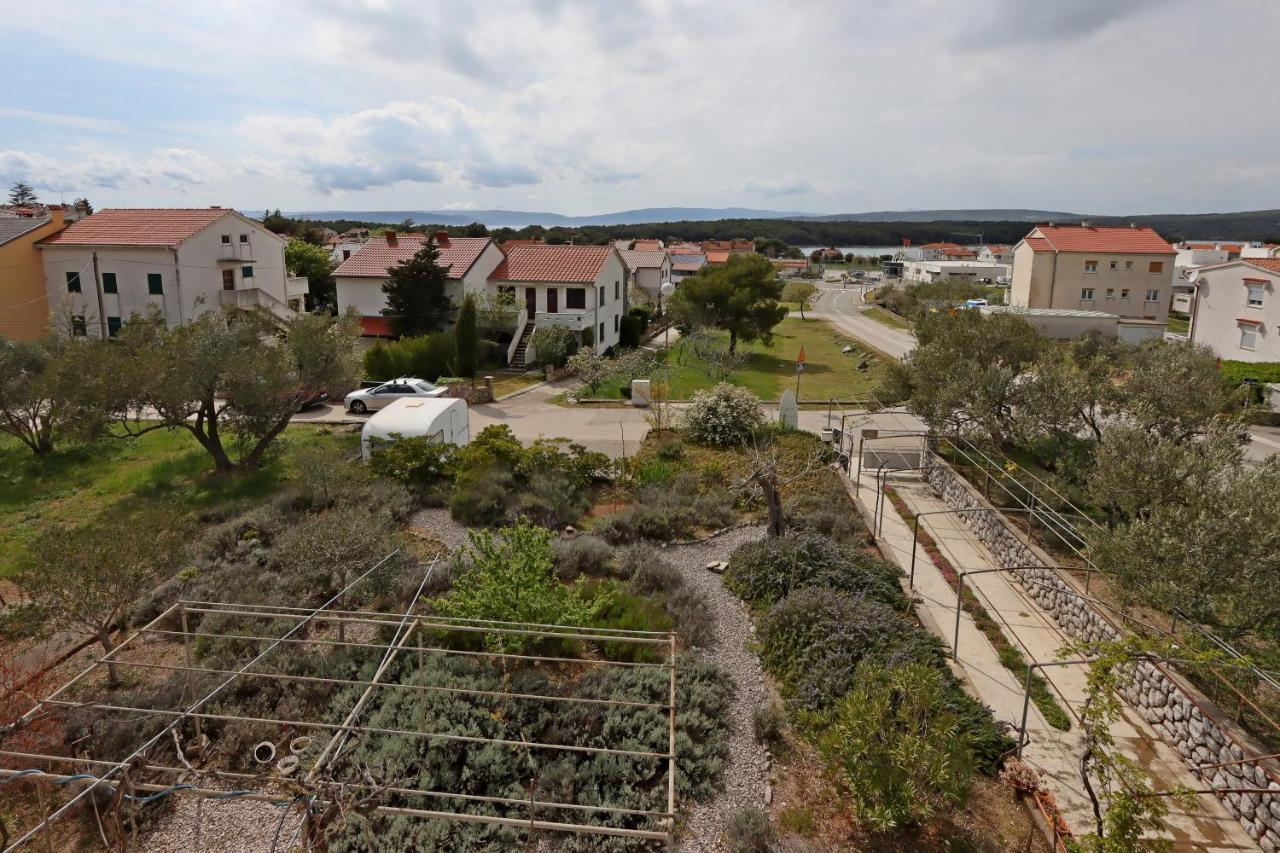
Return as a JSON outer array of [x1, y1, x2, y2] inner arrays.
[[455, 294, 479, 377], [72, 197, 93, 215], [381, 237, 454, 338], [8, 181, 37, 206]]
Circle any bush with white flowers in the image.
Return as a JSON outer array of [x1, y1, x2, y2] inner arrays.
[[681, 382, 764, 446]]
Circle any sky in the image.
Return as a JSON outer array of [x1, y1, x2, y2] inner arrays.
[[2, 0, 1278, 217]]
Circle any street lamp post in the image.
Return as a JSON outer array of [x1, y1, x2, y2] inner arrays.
[[659, 280, 675, 348]]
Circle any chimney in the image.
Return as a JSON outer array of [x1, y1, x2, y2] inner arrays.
[[48, 206, 66, 229], [385, 230, 398, 247], [1080, 219, 1090, 227], [435, 230, 450, 247]]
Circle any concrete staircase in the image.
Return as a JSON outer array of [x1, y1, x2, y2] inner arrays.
[[508, 323, 535, 369]]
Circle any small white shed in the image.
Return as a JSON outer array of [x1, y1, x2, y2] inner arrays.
[[360, 397, 470, 460]]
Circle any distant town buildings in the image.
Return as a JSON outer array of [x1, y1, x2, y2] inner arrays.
[[903, 260, 1010, 285], [1010, 223, 1175, 340], [39, 208, 306, 339], [619, 250, 671, 300]]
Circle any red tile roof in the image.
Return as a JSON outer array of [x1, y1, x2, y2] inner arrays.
[[982, 244, 1010, 252], [1023, 237, 1054, 252], [490, 244, 613, 283], [919, 242, 965, 251], [705, 250, 731, 264], [40, 208, 235, 247], [359, 316, 394, 337], [499, 238, 545, 252], [1030, 225, 1175, 254], [335, 234, 491, 279], [1186, 242, 1217, 250], [1220, 243, 1242, 253], [1245, 258, 1280, 274], [632, 239, 663, 251]]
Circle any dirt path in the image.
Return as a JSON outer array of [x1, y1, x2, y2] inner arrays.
[[662, 526, 770, 852]]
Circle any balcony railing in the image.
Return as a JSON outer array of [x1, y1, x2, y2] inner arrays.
[[217, 243, 256, 263], [219, 287, 296, 323], [535, 311, 590, 332], [285, 276, 310, 299]]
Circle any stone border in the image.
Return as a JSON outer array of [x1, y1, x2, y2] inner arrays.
[[923, 456, 1280, 850]]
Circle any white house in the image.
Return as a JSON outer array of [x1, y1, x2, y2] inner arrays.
[[334, 231, 504, 338], [490, 244, 628, 366], [1189, 258, 1280, 362], [903, 260, 1011, 284], [39, 207, 306, 338], [977, 244, 1013, 264], [619, 249, 672, 301], [668, 252, 707, 284], [1241, 243, 1280, 260]]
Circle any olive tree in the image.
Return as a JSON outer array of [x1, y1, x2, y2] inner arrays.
[[0, 334, 115, 455], [669, 254, 787, 354], [1122, 341, 1235, 439], [113, 308, 361, 471], [22, 514, 183, 685]]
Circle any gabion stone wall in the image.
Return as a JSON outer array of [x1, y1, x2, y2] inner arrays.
[[923, 460, 1280, 850]]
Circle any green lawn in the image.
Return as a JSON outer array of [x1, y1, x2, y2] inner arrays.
[[1167, 314, 1190, 334], [593, 317, 882, 401], [0, 425, 357, 577], [862, 306, 913, 330]]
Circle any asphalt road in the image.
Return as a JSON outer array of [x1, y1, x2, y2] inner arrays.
[[808, 282, 915, 360]]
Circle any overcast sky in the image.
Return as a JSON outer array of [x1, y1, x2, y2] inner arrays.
[[2, 0, 1277, 216]]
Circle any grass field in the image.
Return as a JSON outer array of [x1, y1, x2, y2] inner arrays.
[[1166, 313, 1190, 334], [591, 317, 882, 401], [862, 305, 913, 330], [0, 425, 357, 577]]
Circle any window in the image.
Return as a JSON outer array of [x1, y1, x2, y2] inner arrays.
[[147, 273, 163, 295], [107, 316, 121, 338], [598, 286, 605, 305], [1148, 261, 1164, 274], [599, 322, 605, 342], [566, 288, 586, 309], [1240, 325, 1258, 350], [613, 314, 619, 332], [102, 272, 117, 294], [615, 280, 620, 300], [71, 315, 87, 337], [1121, 288, 1130, 299], [1145, 289, 1160, 302], [242, 266, 254, 279], [1106, 288, 1115, 299], [1080, 288, 1095, 300], [1109, 261, 1118, 270], [342, 249, 351, 260], [1084, 260, 1098, 274], [66, 271, 81, 293], [221, 235, 231, 245], [222, 269, 235, 290], [239, 234, 249, 243], [1247, 285, 1265, 308], [1125, 261, 1134, 270]]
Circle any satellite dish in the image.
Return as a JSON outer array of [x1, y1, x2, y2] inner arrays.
[[660, 281, 675, 297], [1187, 269, 1199, 283]]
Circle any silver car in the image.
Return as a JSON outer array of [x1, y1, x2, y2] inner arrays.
[[345, 377, 448, 413]]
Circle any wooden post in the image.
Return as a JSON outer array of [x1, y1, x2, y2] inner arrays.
[[180, 604, 201, 740]]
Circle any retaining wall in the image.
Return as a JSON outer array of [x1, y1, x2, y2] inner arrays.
[[923, 458, 1280, 850]]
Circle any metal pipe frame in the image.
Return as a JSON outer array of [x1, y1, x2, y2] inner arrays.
[[0, 552, 681, 848]]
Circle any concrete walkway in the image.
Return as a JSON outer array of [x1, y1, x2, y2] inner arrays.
[[856, 471, 1256, 851]]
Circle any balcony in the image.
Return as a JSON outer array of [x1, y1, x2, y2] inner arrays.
[[286, 276, 310, 300], [217, 243, 256, 263], [534, 311, 591, 332], [219, 287, 296, 324]]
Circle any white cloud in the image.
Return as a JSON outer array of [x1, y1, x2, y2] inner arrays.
[[0, 147, 219, 194]]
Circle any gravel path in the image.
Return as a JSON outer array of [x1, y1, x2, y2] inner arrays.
[[663, 525, 770, 853], [139, 795, 305, 853], [408, 506, 474, 554]]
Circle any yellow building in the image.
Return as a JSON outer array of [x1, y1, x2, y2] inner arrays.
[[0, 206, 68, 340]]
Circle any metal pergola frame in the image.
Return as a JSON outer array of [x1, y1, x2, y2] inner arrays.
[[0, 553, 680, 850]]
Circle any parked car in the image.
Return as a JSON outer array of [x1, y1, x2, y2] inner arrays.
[[344, 378, 447, 413]]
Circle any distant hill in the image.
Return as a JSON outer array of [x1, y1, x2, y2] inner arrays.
[[798, 208, 1082, 223], [276, 207, 810, 228]]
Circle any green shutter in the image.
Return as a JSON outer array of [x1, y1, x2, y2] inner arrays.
[[107, 317, 122, 337], [147, 273, 163, 295], [66, 271, 81, 293], [102, 272, 118, 294]]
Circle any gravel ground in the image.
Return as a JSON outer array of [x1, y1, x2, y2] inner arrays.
[[139, 794, 305, 853], [662, 525, 771, 853], [408, 507, 473, 554]]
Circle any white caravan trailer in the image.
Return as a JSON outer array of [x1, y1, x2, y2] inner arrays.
[[360, 397, 470, 460]]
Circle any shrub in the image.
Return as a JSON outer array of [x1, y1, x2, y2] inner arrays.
[[596, 472, 731, 544], [363, 331, 456, 382], [629, 556, 682, 596], [757, 588, 940, 710], [633, 458, 674, 488], [367, 434, 454, 496], [448, 467, 515, 527], [550, 536, 615, 582], [726, 807, 777, 853], [803, 662, 975, 831], [589, 582, 672, 662], [725, 533, 907, 611], [612, 543, 660, 580], [783, 479, 870, 545], [515, 438, 612, 491], [666, 585, 715, 648], [436, 520, 607, 654], [454, 294, 479, 378], [753, 699, 786, 747], [681, 382, 765, 446], [531, 325, 577, 368], [618, 313, 645, 348], [656, 437, 683, 460], [516, 468, 592, 529]]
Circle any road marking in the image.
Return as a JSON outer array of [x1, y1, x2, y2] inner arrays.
[[1248, 430, 1280, 451]]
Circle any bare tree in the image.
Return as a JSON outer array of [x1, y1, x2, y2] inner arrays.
[[735, 432, 830, 538]]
